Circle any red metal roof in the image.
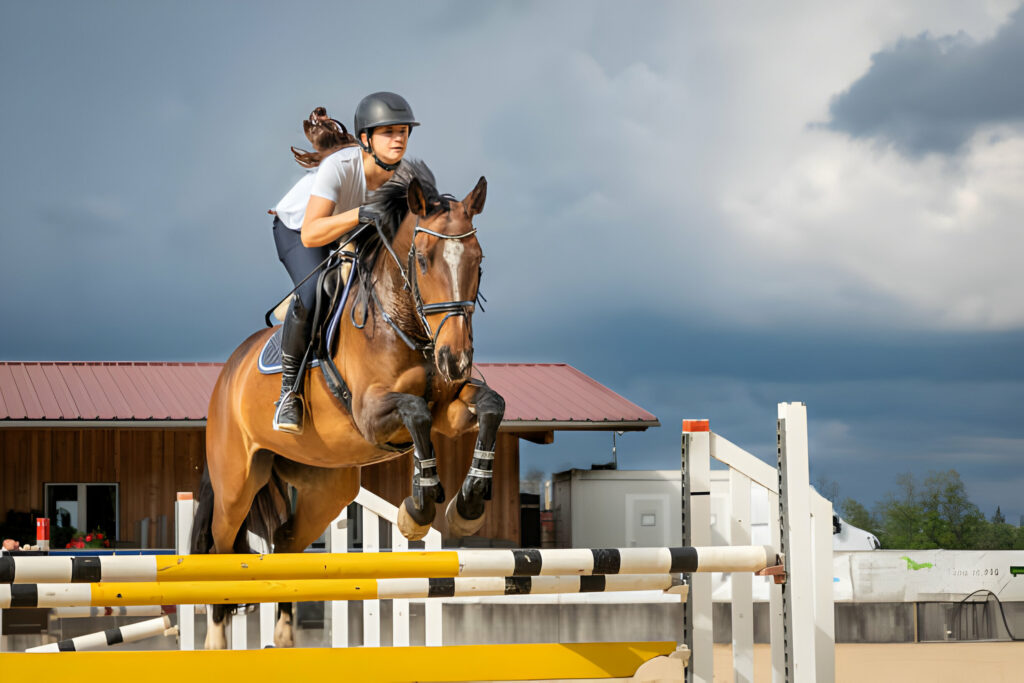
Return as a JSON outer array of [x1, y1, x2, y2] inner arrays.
[[0, 362, 222, 421], [0, 361, 658, 430], [474, 363, 659, 430]]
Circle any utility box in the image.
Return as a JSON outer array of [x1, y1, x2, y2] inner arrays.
[[551, 469, 682, 549]]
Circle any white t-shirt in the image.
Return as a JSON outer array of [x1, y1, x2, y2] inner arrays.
[[310, 146, 367, 216], [274, 170, 317, 231], [274, 146, 367, 231]]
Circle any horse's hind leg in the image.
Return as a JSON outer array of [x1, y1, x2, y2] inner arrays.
[[271, 460, 360, 648], [446, 383, 505, 537], [205, 447, 274, 650]]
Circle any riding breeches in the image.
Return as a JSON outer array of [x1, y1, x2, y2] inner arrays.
[[272, 216, 331, 313]]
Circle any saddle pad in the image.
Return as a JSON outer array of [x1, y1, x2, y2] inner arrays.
[[257, 327, 320, 375]]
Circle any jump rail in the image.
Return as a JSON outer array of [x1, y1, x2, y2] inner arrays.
[[1, 575, 684, 608], [0, 545, 776, 583]]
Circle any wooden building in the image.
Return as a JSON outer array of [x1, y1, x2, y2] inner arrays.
[[0, 362, 658, 548]]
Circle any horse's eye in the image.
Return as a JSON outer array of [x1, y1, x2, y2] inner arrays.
[[417, 253, 428, 273]]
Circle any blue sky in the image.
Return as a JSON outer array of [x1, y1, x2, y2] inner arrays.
[[2, 1, 1023, 521]]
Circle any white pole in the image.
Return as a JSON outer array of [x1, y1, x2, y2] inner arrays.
[[811, 490, 835, 682], [25, 615, 172, 653], [424, 528, 443, 646], [682, 422, 713, 683], [768, 489, 785, 683], [362, 505, 380, 647], [327, 507, 349, 648], [729, 470, 754, 683], [778, 402, 816, 682], [174, 492, 195, 651], [391, 523, 411, 647]]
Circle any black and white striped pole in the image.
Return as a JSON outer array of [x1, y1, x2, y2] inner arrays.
[[24, 615, 173, 653]]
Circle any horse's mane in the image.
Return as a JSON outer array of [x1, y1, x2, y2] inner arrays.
[[363, 158, 446, 241], [352, 158, 450, 326]]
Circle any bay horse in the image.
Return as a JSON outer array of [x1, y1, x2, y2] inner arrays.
[[191, 161, 504, 648]]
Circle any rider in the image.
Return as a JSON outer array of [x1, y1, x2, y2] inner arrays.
[[273, 92, 420, 434], [272, 106, 359, 313]]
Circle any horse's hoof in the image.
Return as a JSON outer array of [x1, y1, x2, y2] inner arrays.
[[445, 498, 486, 538], [204, 627, 227, 650], [397, 501, 432, 541]]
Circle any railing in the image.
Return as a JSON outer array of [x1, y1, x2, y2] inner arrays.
[[174, 489, 442, 650]]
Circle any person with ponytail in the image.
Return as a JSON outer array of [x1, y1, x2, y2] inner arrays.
[[273, 93, 420, 434]]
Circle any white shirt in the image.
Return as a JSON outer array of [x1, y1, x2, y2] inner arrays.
[[274, 146, 367, 231], [310, 146, 367, 216], [274, 170, 317, 231]]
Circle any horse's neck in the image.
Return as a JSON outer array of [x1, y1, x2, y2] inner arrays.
[[371, 216, 425, 341]]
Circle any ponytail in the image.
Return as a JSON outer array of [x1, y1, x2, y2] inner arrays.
[[290, 106, 359, 168]]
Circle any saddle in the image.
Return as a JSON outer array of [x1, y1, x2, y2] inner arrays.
[[258, 251, 358, 413]]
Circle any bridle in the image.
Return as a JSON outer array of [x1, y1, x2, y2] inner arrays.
[[363, 215, 480, 355]]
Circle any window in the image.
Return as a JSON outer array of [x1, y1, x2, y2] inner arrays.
[[44, 483, 119, 548]]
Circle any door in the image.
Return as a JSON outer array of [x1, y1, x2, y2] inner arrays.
[[625, 494, 670, 548]]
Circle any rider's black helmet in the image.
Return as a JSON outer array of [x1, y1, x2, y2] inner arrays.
[[354, 92, 419, 139]]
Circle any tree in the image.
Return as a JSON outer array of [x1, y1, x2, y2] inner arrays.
[[982, 506, 1016, 550], [814, 476, 840, 504], [875, 472, 928, 549], [874, 470, 992, 549], [919, 470, 986, 549], [520, 467, 545, 496], [992, 506, 1006, 525], [840, 498, 879, 536]]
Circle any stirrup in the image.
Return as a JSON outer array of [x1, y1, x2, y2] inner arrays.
[[273, 391, 305, 434]]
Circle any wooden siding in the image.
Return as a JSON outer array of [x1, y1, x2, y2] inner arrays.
[[1, 427, 521, 547], [360, 432, 521, 545], [0, 428, 205, 546]]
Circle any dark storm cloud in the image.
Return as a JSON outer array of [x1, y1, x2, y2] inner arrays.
[[825, 6, 1024, 155]]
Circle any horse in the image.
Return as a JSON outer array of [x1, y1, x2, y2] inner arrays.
[[190, 161, 505, 649]]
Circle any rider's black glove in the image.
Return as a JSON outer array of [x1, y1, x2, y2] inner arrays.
[[358, 205, 380, 226]]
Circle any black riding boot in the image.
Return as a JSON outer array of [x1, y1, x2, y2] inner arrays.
[[273, 296, 311, 434]]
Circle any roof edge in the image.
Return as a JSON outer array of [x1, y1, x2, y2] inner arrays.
[[0, 420, 207, 428], [500, 419, 660, 432]]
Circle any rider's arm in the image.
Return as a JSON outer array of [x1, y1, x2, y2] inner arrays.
[[300, 198, 359, 247]]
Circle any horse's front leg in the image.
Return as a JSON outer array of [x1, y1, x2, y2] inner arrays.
[[444, 381, 505, 537], [360, 388, 444, 541]]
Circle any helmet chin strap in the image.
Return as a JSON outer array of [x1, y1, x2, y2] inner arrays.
[[360, 133, 401, 172]]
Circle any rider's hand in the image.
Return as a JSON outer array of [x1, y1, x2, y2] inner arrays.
[[358, 205, 381, 226]]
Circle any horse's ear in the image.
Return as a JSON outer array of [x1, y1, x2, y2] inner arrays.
[[407, 177, 428, 216], [463, 176, 487, 218]]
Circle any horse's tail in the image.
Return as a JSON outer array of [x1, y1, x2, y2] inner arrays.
[[190, 466, 216, 554], [190, 463, 289, 555], [245, 467, 289, 552]]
